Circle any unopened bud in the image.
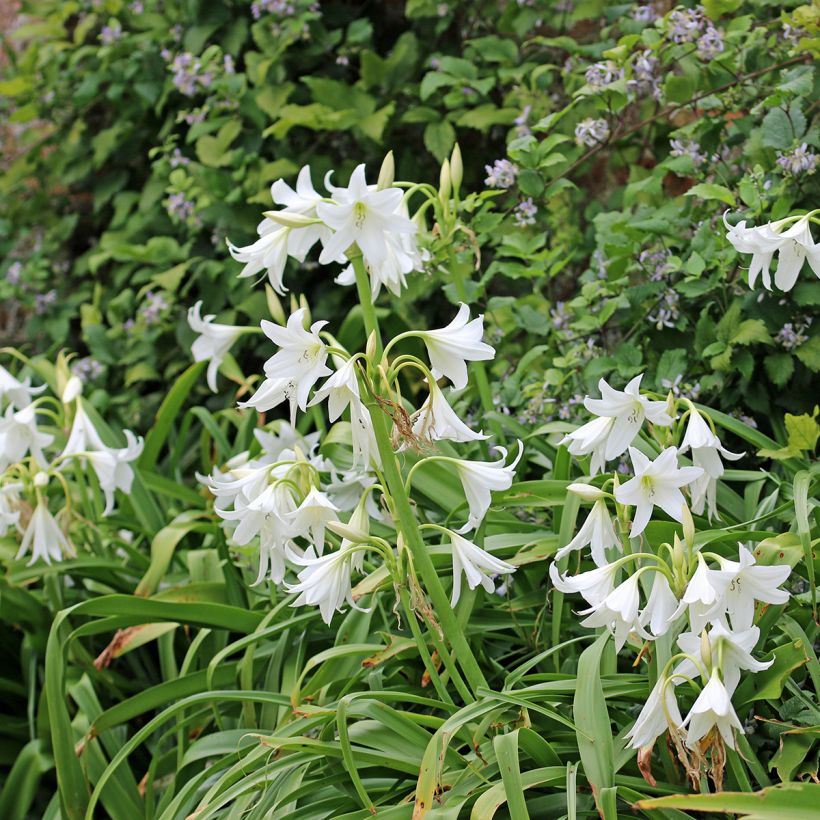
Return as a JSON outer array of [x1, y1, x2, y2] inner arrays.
[[666, 391, 677, 422], [327, 520, 369, 543], [567, 483, 607, 501], [365, 330, 377, 361], [450, 143, 463, 194], [700, 630, 713, 675], [262, 211, 318, 228], [62, 376, 82, 404], [682, 503, 695, 550], [672, 533, 685, 573], [33, 471, 49, 488], [265, 285, 286, 325], [377, 151, 395, 190], [439, 159, 452, 204]]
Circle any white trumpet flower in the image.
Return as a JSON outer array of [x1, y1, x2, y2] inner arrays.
[[447, 530, 515, 605], [0, 364, 45, 409], [308, 357, 360, 422], [549, 560, 618, 608], [416, 304, 495, 390], [0, 404, 54, 469], [555, 499, 619, 566], [285, 487, 340, 556], [16, 499, 74, 565], [187, 301, 244, 392], [579, 573, 641, 650], [560, 416, 614, 476], [683, 669, 744, 749], [412, 381, 487, 443], [626, 676, 684, 750]]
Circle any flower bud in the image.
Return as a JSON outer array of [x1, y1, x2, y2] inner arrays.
[[681, 503, 695, 550], [439, 158, 452, 204], [62, 376, 82, 404], [33, 471, 49, 488], [327, 519, 369, 543], [672, 532, 685, 575], [265, 284, 286, 326], [450, 143, 463, 194], [377, 151, 395, 190], [567, 482, 607, 501], [700, 630, 713, 676], [365, 330, 377, 361], [262, 211, 319, 228]]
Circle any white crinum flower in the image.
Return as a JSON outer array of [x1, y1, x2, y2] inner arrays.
[[308, 356, 360, 422], [227, 166, 329, 294], [0, 404, 54, 468], [614, 446, 703, 538], [412, 380, 487, 443], [452, 441, 522, 532], [675, 622, 773, 696], [549, 560, 619, 608], [626, 675, 684, 750], [672, 552, 735, 633], [447, 530, 515, 606], [0, 364, 45, 409], [561, 416, 614, 476], [683, 669, 744, 749], [350, 401, 381, 470], [187, 301, 244, 392], [580, 374, 674, 462], [637, 571, 679, 638], [714, 545, 790, 630], [0, 482, 22, 535], [415, 304, 495, 390], [724, 211, 820, 291], [679, 407, 743, 520], [84, 431, 144, 515], [579, 573, 641, 650], [317, 164, 417, 276], [555, 499, 619, 567], [287, 544, 365, 625], [285, 487, 340, 556], [16, 499, 75, 565]]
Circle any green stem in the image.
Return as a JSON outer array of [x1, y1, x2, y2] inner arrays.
[[351, 254, 488, 695], [349, 250, 382, 357]]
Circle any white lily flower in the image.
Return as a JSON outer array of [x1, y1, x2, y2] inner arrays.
[[0, 404, 54, 469], [254, 423, 321, 462], [582, 375, 674, 462], [84, 430, 144, 515], [560, 416, 614, 476], [672, 553, 735, 633], [769, 214, 820, 291], [715, 545, 790, 629], [680, 407, 743, 520], [447, 530, 515, 605], [228, 166, 329, 294], [676, 622, 773, 696], [350, 400, 381, 470], [614, 446, 703, 538], [317, 164, 416, 276], [239, 376, 298, 422], [626, 676, 684, 750], [0, 364, 45, 409], [723, 213, 781, 290], [416, 304, 495, 390], [555, 499, 620, 567], [187, 301, 244, 392], [308, 357, 360, 422], [285, 487, 339, 556], [637, 571, 679, 638], [287, 543, 365, 625], [548, 560, 618, 608], [683, 669, 744, 749], [62, 402, 108, 456], [452, 441, 522, 532], [16, 499, 75, 565], [0, 482, 22, 535], [412, 381, 487, 443], [580, 573, 641, 650]]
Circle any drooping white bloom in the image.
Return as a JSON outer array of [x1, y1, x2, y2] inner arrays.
[[626, 676, 684, 750], [724, 212, 820, 291], [62, 402, 108, 456], [285, 487, 339, 556], [317, 164, 417, 276], [549, 560, 619, 608], [0, 404, 54, 468], [16, 500, 75, 564], [227, 166, 330, 294], [287, 544, 364, 625], [638, 571, 679, 638], [555, 499, 620, 566], [0, 364, 45, 409], [254, 423, 321, 462], [673, 552, 735, 633], [683, 669, 744, 749], [62, 376, 82, 404], [412, 380, 487, 443], [187, 301, 244, 392], [679, 407, 743, 520], [452, 441, 522, 532], [447, 530, 515, 605], [714, 545, 790, 629], [560, 416, 614, 476], [84, 430, 144, 515], [614, 446, 703, 538], [582, 375, 674, 462], [349, 401, 381, 470], [246, 309, 331, 425], [0, 482, 22, 535], [675, 622, 773, 696], [415, 304, 495, 390], [579, 573, 641, 650], [308, 357, 360, 422]]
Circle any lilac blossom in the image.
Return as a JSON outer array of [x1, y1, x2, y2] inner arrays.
[[632, 4, 657, 23], [484, 159, 518, 189], [628, 50, 661, 99], [34, 290, 58, 314], [640, 248, 672, 282], [775, 320, 811, 351], [550, 301, 570, 331], [5, 262, 22, 285], [777, 144, 818, 176], [515, 105, 532, 137], [585, 61, 624, 91], [575, 118, 609, 147], [667, 6, 705, 44], [514, 198, 537, 227], [169, 148, 190, 168], [697, 27, 725, 60], [648, 289, 681, 330], [72, 357, 104, 382], [166, 192, 196, 222], [99, 20, 123, 45], [128, 1, 144, 12]]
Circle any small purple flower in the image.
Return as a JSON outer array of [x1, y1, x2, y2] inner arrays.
[[648, 289, 680, 330], [169, 147, 190, 168], [550, 301, 570, 331], [5, 261, 22, 285], [575, 118, 609, 147], [484, 159, 518, 189], [696, 26, 724, 60], [667, 6, 705, 44], [514, 197, 538, 227], [140, 291, 170, 325], [72, 357, 104, 382], [584, 60, 623, 91], [99, 20, 123, 45], [514, 104, 532, 137], [670, 137, 707, 167], [776, 143, 818, 176], [223, 54, 235, 74], [632, 4, 657, 23], [640, 248, 672, 282], [166, 192, 196, 222], [783, 22, 806, 44], [34, 289, 58, 315], [628, 50, 661, 99], [128, 1, 144, 13], [776, 320, 811, 351]]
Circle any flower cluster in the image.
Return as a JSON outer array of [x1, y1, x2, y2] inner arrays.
[[0, 361, 142, 564], [724, 210, 820, 291], [575, 118, 609, 147], [484, 158, 518, 189], [552, 375, 788, 782]]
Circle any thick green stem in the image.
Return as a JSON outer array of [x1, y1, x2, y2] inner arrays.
[[349, 250, 382, 357], [351, 254, 488, 695]]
